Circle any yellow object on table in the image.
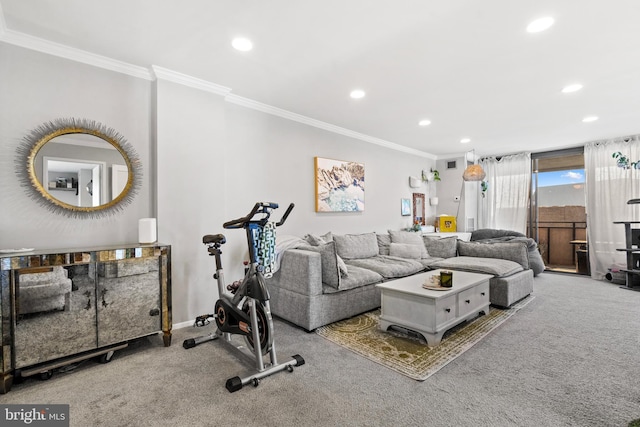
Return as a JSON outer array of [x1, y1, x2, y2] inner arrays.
[[438, 215, 457, 232]]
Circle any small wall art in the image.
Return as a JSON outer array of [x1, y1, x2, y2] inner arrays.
[[315, 157, 365, 212], [412, 193, 425, 225], [401, 198, 411, 216]]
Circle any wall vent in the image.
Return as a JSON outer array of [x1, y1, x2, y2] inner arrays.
[[447, 160, 457, 169]]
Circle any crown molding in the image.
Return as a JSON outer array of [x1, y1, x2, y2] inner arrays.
[[0, 3, 434, 159], [0, 4, 6, 36], [0, 26, 152, 80], [225, 94, 435, 159], [151, 66, 231, 96]]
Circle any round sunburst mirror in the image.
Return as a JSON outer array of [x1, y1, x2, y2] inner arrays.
[[16, 118, 142, 218]]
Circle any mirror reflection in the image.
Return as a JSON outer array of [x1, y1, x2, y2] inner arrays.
[[33, 134, 129, 208]]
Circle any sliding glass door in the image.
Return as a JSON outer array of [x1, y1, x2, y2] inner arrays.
[[529, 148, 588, 274]]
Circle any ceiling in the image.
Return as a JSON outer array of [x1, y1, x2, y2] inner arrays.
[[2, 0, 639, 158]]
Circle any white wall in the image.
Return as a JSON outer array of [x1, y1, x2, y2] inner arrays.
[[0, 43, 153, 248], [1, 42, 438, 324], [434, 156, 465, 226], [156, 80, 437, 322]]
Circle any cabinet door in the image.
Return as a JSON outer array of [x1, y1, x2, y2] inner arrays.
[[13, 265, 97, 368], [96, 257, 161, 347]]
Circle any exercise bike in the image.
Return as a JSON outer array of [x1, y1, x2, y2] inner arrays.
[[182, 202, 304, 392]]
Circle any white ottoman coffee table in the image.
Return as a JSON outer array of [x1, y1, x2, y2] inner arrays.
[[377, 269, 493, 346]]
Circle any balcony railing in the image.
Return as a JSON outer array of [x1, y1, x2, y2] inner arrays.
[[527, 220, 587, 273]]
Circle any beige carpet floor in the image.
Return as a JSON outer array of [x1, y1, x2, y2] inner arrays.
[[316, 296, 533, 381]]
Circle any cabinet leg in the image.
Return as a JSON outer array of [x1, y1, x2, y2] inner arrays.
[[163, 330, 172, 347], [0, 373, 13, 394]]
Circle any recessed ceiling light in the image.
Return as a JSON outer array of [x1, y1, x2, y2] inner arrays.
[[418, 119, 431, 127], [562, 83, 583, 93], [527, 17, 554, 33], [350, 89, 366, 99], [460, 138, 471, 144], [582, 116, 599, 123], [232, 37, 253, 51]]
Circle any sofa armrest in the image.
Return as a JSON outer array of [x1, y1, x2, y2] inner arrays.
[[267, 249, 324, 297]]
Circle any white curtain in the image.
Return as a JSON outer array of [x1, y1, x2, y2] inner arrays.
[[478, 152, 531, 234], [584, 136, 640, 279]]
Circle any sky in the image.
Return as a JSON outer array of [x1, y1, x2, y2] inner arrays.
[[536, 169, 585, 187]]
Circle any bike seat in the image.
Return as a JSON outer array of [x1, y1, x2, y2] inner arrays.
[[202, 234, 226, 245]]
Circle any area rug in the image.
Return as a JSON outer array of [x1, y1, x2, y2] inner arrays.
[[316, 296, 533, 381]]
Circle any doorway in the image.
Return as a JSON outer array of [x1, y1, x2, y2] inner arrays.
[[529, 148, 588, 274]]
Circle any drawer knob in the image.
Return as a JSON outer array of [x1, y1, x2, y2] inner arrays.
[[445, 308, 451, 313], [465, 299, 471, 304], [481, 292, 486, 296]]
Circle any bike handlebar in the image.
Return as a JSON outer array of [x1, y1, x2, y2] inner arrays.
[[276, 203, 295, 226], [222, 202, 294, 229]]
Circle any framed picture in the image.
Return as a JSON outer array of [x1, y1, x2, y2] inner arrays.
[[315, 157, 365, 212], [413, 193, 425, 225], [401, 198, 411, 216]]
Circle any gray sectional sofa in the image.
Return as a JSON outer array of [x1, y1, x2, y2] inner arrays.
[[266, 229, 543, 331]]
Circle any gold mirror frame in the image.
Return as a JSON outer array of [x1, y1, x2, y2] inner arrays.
[[16, 118, 142, 218]]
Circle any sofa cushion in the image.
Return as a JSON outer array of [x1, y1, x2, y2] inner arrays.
[[471, 235, 545, 276], [322, 265, 383, 293], [345, 255, 424, 279], [304, 232, 333, 246], [431, 256, 523, 277], [457, 240, 529, 271], [377, 233, 391, 255], [333, 232, 379, 259], [388, 230, 429, 258], [389, 242, 423, 259], [471, 228, 526, 240], [416, 257, 445, 269], [303, 232, 348, 277], [298, 242, 342, 289], [422, 236, 458, 258]]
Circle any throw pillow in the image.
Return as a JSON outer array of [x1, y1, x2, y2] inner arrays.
[[298, 241, 341, 289], [388, 242, 423, 259], [388, 230, 429, 258], [377, 233, 391, 256], [333, 232, 379, 260], [422, 236, 458, 258], [303, 232, 348, 277]]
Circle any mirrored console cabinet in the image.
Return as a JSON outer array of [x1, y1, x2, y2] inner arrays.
[[0, 244, 172, 393]]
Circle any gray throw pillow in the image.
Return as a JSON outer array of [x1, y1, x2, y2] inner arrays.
[[298, 241, 341, 289], [422, 236, 458, 258], [377, 233, 391, 255], [303, 232, 348, 277], [333, 233, 379, 260], [388, 230, 429, 258], [389, 242, 423, 259]]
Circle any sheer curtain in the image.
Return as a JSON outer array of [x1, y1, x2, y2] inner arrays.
[[478, 152, 531, 234], [584, 136, 640, 279]]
